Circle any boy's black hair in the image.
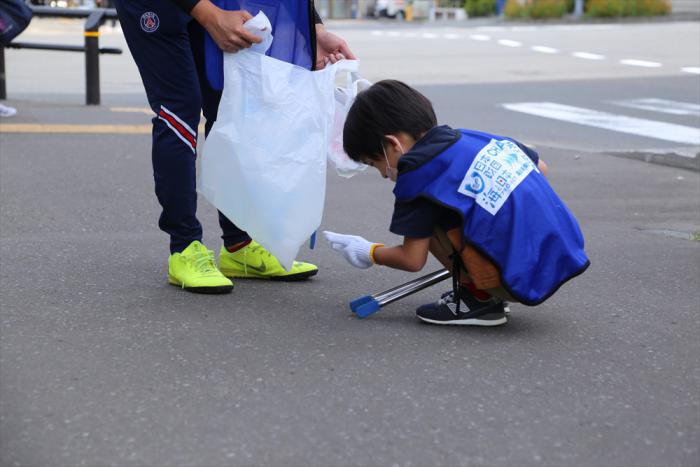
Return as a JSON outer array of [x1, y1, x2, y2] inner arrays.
[[343, 80, 437, 162]]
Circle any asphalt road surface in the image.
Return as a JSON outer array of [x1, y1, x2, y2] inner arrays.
[[1, 17, 699, 467]]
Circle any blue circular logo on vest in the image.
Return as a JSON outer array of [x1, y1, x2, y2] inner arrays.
[[140, 12, 159, 33], [465, 172, 485, 194]]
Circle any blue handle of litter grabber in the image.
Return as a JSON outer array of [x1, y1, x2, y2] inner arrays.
[[309, 231, 316, 249]]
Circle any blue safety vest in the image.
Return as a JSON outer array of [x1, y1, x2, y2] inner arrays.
[[393, 129, 590, 305], [204, 0, 315, 90]]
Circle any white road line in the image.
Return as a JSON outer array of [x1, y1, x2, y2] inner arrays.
[[502, 102, 700, 145], [620, 59, 662, 68], [387, 31, 401, 37], [444, 33, 462, 39], [370, 30, 384, 36], [422, 32, 439, 39], [469, 34, 491, 41], [510, 26, 538, 32], [612, 98, 700, 117], [498, 39, 522, 47], [551, 24, 618, 31], [476, 24, 617, 32], [531, 46, 559, 54], [572, 52, 605, 60], [681, 67, 700, 74]]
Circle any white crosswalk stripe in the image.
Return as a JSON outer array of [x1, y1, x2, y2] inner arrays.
[[612, 98, 700, 117], [502, 101, 700, 146]]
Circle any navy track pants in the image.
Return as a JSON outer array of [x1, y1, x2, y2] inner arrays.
[[114, 0, 250, 253]]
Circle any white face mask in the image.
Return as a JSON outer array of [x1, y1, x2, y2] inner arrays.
[[381, 138, 404, 182]]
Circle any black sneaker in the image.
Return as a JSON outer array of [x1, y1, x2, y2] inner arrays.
[[416, 288, 507, 326]]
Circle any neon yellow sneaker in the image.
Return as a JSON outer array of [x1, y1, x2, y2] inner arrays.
[[218, 241, 318, 281], [168, 241, 233, 294]]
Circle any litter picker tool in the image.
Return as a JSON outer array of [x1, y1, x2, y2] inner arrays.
[[349, 269, 451, 318]]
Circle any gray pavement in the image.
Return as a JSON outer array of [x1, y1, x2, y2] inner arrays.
[[1, 17, 700, 467]]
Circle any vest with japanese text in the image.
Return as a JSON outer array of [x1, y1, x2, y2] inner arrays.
[[393, 129, 590, 305]]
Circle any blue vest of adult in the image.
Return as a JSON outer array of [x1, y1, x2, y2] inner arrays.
[[204, 0, 315, 90], [393, 129, 590, 305]]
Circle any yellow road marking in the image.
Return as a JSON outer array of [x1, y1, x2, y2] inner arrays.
[[110, 107, 153, 115], [0, 123, 207, 135], [0, 124, 151, 134], [84, 31, 100, 37]]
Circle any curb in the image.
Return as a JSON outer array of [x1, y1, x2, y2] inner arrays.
[[606, 148, 700, 172]]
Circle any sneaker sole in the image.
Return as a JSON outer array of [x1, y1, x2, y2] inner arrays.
[[417, 315, 508, 326], [168, 278, 234, 294], [220, 269, 318, 282]]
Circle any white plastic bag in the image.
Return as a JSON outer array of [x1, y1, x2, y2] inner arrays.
[[328, 74, 372, 178], [200, 12, 359, 270]]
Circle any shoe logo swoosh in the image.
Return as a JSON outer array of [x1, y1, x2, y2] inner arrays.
[[233, 259, 267, 274]]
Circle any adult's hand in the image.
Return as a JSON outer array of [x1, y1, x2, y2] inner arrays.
[[191, 0, 262, 53], [315, 24, 357, 70]]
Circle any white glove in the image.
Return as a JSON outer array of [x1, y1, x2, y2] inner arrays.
[[323, 231, 382, 269]]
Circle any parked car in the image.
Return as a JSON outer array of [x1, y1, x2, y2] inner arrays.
[[372, 0, 431, 20], [375, 0, 406, 18]]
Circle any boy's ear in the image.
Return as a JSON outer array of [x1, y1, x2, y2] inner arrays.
[[383, 134, 402, 152]]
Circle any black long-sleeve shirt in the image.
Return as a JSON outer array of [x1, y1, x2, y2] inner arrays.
[[171, 0, 198, 12], [169, 0, 323, 23]]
